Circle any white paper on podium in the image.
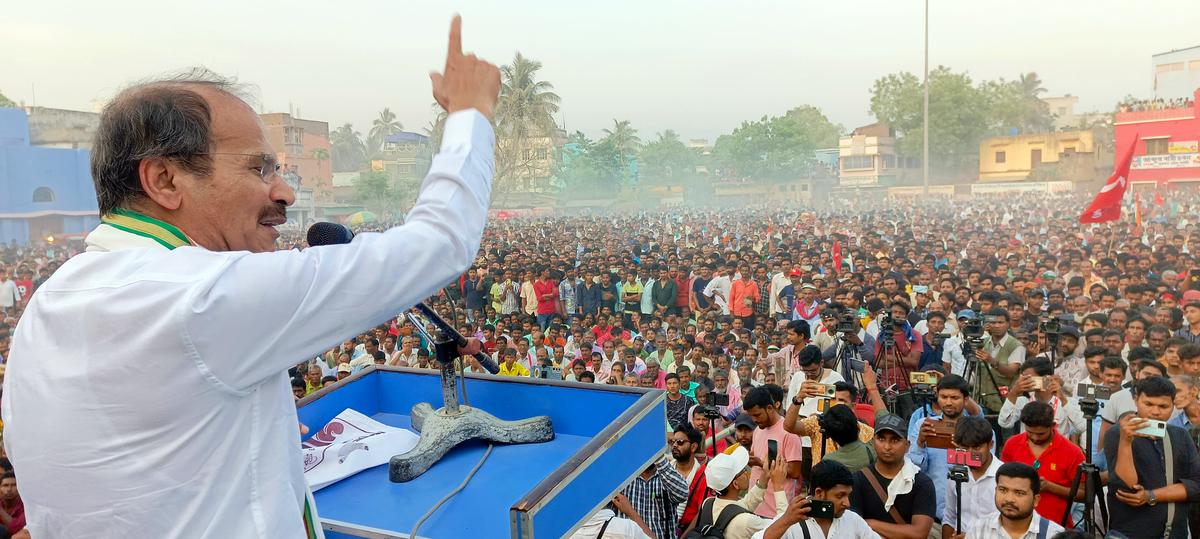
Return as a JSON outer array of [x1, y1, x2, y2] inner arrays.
[[302, 408, 419, 491]]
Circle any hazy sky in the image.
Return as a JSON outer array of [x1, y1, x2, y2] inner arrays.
[[2, 0, 1197, 143]]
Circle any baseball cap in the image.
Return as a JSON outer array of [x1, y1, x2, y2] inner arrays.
[[704, 446, 750, 492], [734, 413, 756, 430], [1184, 290, 1200, 303], [1061, 326, 1082, 339], [337, 364, 352, 373], [874, 413, 908, 438], [789, 269, 803, 277], [956, 309, 977, 320]]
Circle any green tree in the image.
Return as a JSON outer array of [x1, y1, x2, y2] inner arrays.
[[0, 91, 15, 108], [712, 105, 841, 180], [870, 66, 990, 175], [638, 130, 696, 182], [366, 108, 403, 160], [599, 119, 641, 186], [423, 103, 449, 149], [495, 52, 561, 192], [330, 123, 366, 173]]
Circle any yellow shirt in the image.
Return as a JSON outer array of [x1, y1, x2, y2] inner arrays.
[[499, 361, 530, 377]]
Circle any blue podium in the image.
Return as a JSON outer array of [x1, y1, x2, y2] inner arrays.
[[296, 366, 667, 538]]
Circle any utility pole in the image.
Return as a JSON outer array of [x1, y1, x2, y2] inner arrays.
[[922, 0, 930, 195]]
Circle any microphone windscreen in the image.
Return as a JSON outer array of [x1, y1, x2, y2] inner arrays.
[[306, 222, 354, 247]]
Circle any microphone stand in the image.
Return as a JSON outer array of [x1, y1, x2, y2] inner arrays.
[[389, 307, 554, 483]]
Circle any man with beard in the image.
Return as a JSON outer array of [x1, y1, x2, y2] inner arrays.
[[999, 401, 1084, 527], [908, 374, 986, 525], [953, 462, 1064, 539], [756, 460, 880, 539], [671, 425, 708, 531], [850, 414, 936, 539]]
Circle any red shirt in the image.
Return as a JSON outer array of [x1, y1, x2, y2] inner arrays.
[[729, 279, 760, 317], [1000, 430, 1084, 527], [533, 280, 558, 315], [2, 496, 24, 534], [678, 462, 710, 529]]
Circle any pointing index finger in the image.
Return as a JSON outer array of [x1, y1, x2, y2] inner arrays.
[[447, 15, 463, 59]]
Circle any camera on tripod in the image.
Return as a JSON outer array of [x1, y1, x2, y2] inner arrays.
[[1039, 315, 1062, 345], [932, 332, 950, 347], [698, 392, 729, 419], [961, 317, 985, 347], [835, 311, 859, 334], [878, 312, 902, 346], [1076, 383, 1112, 418]]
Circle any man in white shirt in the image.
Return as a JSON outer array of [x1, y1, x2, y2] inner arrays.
[[1, 18, 499, 539], [998, 358, 1085, 437], [943, 416, 1004, 537], [954, 462, 1065, 539], [704, 264, 733, 316], [0, 268, 19, 315], [754, 459, 881, 539], [568, 494, 653, 539]]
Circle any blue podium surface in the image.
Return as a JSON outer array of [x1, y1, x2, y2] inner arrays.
[[296, 366, 666, 538]]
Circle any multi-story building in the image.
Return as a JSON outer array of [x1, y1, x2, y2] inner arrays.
[[23, 106, 100, 150], [978, 130, 1110, 187], [379, 132, 432, 188], [260, 113, 333, 203], [1114, 88, 1200, 189], [1154, 45, 1200, 100], [835, 123, 919, 196]]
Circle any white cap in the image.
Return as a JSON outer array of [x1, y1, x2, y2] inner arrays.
[[704, 445, 749, 491]]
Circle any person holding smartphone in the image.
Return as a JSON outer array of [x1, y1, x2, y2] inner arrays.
[[1104, 376, 1200, 539], [754, 459, 881, 539]]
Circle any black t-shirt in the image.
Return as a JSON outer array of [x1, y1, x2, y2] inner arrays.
[[849, 466, 938, 524]]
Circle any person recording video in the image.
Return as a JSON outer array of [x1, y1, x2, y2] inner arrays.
[[755, 460, 881, 539], [942, 416, 1002, 539]]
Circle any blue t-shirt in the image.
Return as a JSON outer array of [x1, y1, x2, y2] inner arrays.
[[692, 277, 711, 309]]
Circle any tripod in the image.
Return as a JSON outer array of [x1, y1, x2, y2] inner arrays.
[[1061, 399, 1108, 535], [961, 339, 1003, 415], [875, 329, 914, 414], [831, 335, 866, 401]]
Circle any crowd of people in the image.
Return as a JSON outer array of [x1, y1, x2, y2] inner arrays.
[[1118, 96, 1196, 113], [4, 190, 1200, 538]]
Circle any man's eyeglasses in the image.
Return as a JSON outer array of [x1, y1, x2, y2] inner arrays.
[[668, 439, 691, 446], [200, 152, 282, 184]]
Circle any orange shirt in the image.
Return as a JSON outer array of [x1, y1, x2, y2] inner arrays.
[[730, 279, 760, 317]]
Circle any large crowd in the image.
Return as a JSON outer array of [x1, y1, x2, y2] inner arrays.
[[3, 191, 1200, 538]]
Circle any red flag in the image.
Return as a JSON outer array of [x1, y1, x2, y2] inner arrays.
[[1154, 191, 1165, 206], [832, 240, 843, 273], [1079, 135, 1137, 223]]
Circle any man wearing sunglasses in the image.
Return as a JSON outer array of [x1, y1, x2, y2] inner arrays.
[[2, 16, 498, 539]]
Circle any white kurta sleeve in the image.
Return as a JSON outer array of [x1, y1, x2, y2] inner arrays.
[[181, 110, 494, 392]]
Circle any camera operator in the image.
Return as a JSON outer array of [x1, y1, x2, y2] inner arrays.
[[683, 446, 789, 539], [1064, 355, 1126, 470], [998, 401, 1084, 527], [819, 305, 876, 363], [1057, 345, 1106, 400], [937, 310, 975, 377], [951, 462, 1065, 539], [907, 375, 987, 528], [756, 460, 881, 539], [918, 311, 950, 372], [784, 366, 882, 470], [998, 358, 1085, 437], [1104, 376, 1200, 539], [975, 308, 1027, 413], [1036, 325, 1081, 375], [850, 414, 937, 539], [873, 301, 924, 372], [942, 416, 1004, 539]]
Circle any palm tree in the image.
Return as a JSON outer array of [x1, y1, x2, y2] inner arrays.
[[495, 52, 561, 192], [330, 123, 366, 173], [366, 108, 403, 160], [422, 102, 449, 149], [601, 119, 641, 155], [0, 91, 15, 108], [1018, 72, 1046, 101], [1018, 72, 1052, 132]]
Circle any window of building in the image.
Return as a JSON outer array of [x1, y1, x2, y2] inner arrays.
[[1145, 138, 1169, 155], [995, 151, 1006, 164], [800, 184, 809, 192], [1063, 146, 1076, 154], [882, 154, 896, 169], [522, 149, 531, 160], [535, 148, 548, 159], [842, 155, 873, 170], [32, 187, 55, 203]]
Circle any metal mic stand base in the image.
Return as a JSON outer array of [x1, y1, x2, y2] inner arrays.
[[389, 341, 554, 483]]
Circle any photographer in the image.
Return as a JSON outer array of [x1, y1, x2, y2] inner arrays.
[[942, 416, 1003, 539], [918, 311, 950, 372], [1064, 355, 1126, 469], [682, 446, 788, 539], [756, 460, 881, 539], [818, 305, 876, 366], [907, 374, 986, 523], [975, 308, 1027, 413], [998, 358, 1085, 437], [1104, 376, 1200, 539], [1099, 358, 1168, 443], [784, 377, 878, 469], [998, 401, 1084, 527], [849, 414, 937, 539]]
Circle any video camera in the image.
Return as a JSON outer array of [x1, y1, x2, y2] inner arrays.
[[835, 310, 859, 334], [698, 392, 729, 420], [1076, 383, 1112, 418], [879, 312, 903, 346], [961, 317, 985, 347]]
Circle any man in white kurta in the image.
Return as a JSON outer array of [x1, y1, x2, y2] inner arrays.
[[1, 17, 500, 539]]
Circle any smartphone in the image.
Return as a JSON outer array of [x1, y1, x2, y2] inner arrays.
[[808, 498, 836, 519], [767, 439, 779, 465], [913, 285, 929, 294], [849, 358, 865, 373], [909, 372, 933, 385], [1029, 376, 1045, 391], [820, 384, 836, 398], [946, 448, 983, 467], [1135, 419, 1167, 438]]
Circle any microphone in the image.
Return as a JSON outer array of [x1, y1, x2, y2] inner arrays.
[[304, 222, 500, 374], [306, 222, 354, 247]]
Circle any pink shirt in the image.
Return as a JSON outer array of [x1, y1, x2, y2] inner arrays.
[[748, 416, 803, 518]]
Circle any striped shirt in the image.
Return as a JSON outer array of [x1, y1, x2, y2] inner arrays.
[[618, 458, 689, 539]]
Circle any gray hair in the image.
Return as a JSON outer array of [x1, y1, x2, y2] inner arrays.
[[90, 67, 255, 215]]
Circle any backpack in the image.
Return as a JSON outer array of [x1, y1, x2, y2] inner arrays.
[[683, 498, 749, 539]]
